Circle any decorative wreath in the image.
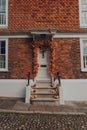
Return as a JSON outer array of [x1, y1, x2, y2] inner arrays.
[[32, 40, 57, 77]]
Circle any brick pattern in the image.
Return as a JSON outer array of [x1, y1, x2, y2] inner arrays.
[[0, 0, 87, 79], [55, 39, 87, 79], [0, 39, 33, 79], [0, 0, 87, 33], [0, 38, 87, 79]]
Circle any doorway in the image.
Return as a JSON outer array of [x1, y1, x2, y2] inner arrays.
[[36, 48, 50, 80]]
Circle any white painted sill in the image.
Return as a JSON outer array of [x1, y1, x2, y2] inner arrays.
[[81, 69, 87, 72], [0, 25, 8, 28], [80, 25, 87, 28], [0, 69, 8, 72]]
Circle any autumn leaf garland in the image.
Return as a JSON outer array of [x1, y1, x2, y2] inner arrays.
[[32, 40, 57, 77]]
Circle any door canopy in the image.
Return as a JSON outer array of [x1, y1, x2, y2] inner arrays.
[[29, 28, 58, 77]]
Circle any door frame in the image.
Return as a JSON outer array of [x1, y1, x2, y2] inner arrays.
[[36, 48, 50, 81]]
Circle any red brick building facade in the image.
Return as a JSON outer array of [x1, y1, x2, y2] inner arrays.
[[0, 0, 87, 102], [0, 0, 87, 78]]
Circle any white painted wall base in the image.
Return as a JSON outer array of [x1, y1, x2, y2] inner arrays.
[[0, 79, 87, 103], [0, 79, 27, 98], [59, 86, 64, 105], [25, 79, 34, 103], [25, 85, 30, 103], [61, 79, 87, 102]]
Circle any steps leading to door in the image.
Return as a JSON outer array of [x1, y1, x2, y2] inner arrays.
[[30, 80, 59, 105]]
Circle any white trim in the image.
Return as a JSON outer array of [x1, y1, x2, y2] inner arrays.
[[0, 0, 8, 28], [0, 35, 30, 38], [53, 33, 87, 38], [5, 39, 8, 71], [80, 38, 87, 72], [79, 0, 82, 27], [79, 0, 87, 28], [80, 38, 84, 71], [1, 33, 87, 39], [6, 0, 8, 27], [0, 39, 8, 72]]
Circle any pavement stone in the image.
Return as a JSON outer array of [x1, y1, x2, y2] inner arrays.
[[13, 101, 29, 111], [0, 98, 87, 114]]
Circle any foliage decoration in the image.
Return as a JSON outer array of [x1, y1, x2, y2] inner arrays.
[[32, 40, 57, 77]]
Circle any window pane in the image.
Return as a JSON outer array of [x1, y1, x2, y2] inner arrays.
[[0, 40, 6, 69], [2, 0, 6, 11], [83, 48, 87, 54], [0, 55, 5, 68], [82, 0, 87, 5], [0, 14, 2, 24], [0, 55, 5, 61], [82, 11, 87, 25], [1, 41, 5, 48], [1, 47, 5, 54], [0, 0, 2, 11], [0, 0, 6, 25], [82, 5, 87, 11], [0, 13, 6, 24], [3, 13, 6, 24], [0, 0, 6, 12], [0, 41, 5, 54], [83, 55, 87, 68], [0, 61, 5, 68]]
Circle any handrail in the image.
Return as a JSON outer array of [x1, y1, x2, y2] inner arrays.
[[27, 72, 30, 86], [57, 72, 61, 86]]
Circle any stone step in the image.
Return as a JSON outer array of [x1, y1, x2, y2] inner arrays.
[[30, 79, 59, 105], [31, 93, 57, 95], [31, 97, 59, 102], [36, 82, 51, 87], [30, 94, 59, 99], [30, 99, 59, 106], [36, 79, 51, 83], [31, 86, 58, 94], [34, 86, 56, 89]]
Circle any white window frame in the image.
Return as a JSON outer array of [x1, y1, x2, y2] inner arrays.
[[80, 38, 87, 72], [79, 0, 87, 28], [0, 39, 8, 71], [0, 0, 8, 27]]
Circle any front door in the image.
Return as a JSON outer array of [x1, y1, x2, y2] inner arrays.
[[36, 48, 50, 80]]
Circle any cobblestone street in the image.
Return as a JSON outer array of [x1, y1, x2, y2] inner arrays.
[[0, 112, 86, 130]]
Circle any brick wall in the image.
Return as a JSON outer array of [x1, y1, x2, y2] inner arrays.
[[0, 0, 87, 33], [0, 39, 33, 79], [0, 38, 87, 79], [55, 39, 87, 79]]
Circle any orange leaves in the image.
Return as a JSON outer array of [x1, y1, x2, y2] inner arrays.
[[49, 41, 56, 76], [33, 47, 38, 77], [32, 40, 57, 77]]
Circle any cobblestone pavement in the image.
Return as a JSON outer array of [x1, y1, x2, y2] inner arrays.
[[0, 112, 86, 130]]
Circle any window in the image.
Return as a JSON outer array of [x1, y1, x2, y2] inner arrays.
[[79, 0, 87, 27], [0, 39, 8, 71], [0, 0, 8, 27], [80, 39, 87, 71]]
